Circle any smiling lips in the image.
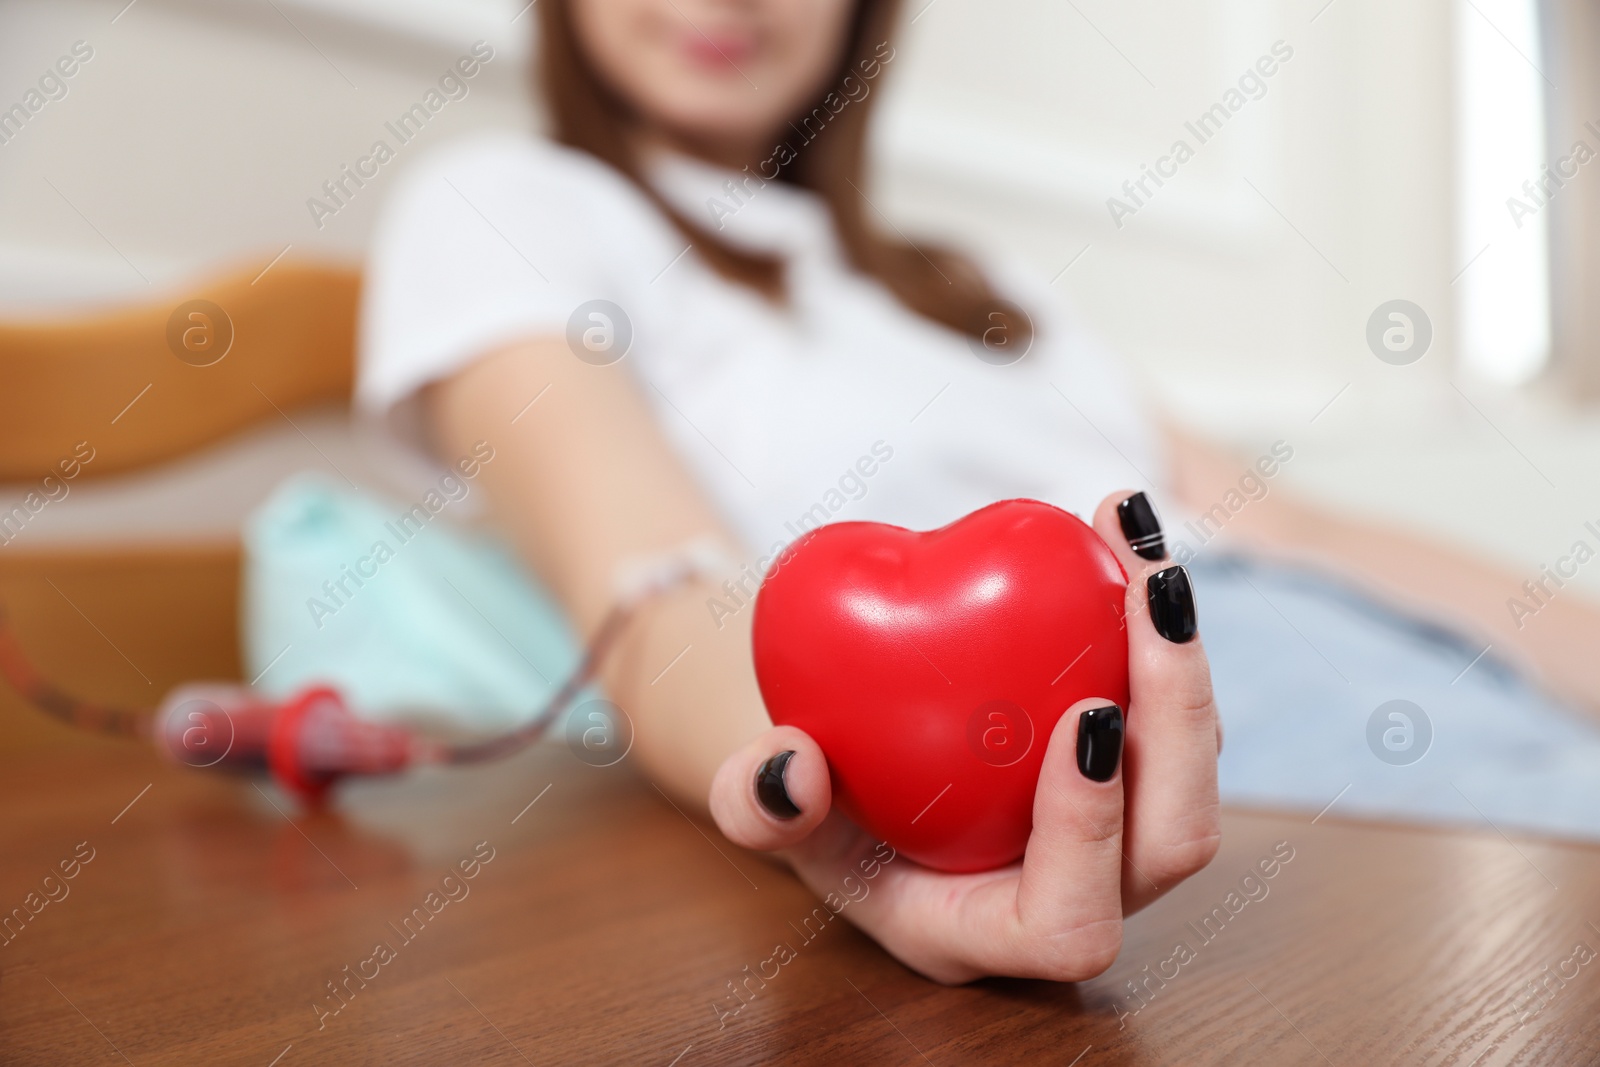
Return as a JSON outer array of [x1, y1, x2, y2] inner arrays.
[[680, 28, 758, 70]]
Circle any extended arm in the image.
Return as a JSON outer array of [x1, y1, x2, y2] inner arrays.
[[428, 338, 769, 809], [1164, 424, 1600, 717], [431, 347, 1225, 983]]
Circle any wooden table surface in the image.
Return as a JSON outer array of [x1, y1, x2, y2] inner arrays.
[[2, 741, 1598, 1066]]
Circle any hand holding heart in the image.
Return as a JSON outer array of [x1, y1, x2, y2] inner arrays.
[[709, 492, 1221, 984]]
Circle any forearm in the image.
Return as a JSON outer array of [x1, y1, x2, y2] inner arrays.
[[1164, 424, 1600, 715], [602, 582, 769, 804], [429, 341, 770, 809]]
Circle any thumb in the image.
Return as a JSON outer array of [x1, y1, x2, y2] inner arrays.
[[710, 725, 833, 851]]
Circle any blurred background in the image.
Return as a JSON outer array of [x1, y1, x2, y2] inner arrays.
[[2, 0, 1596, 738]]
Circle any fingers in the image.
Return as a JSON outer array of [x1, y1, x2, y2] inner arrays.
[[1098, 489, 1170, 573], [995, 697, 1127, 980], [709, 725, 833, 852], [766, 700, 1134, 986], [1092, 491, 1222, 912], [856, 700, 1129, 984], [1092, 489, 1220, 751]]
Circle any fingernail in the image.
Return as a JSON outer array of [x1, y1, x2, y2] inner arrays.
[[1117, 492, 1166, 560], [1076, 705, 1123, 782], [755, 750, 801, 819], [1147, 565, 1198, 644]]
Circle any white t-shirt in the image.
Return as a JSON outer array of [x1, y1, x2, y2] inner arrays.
[[358, 134, 1162, 556]]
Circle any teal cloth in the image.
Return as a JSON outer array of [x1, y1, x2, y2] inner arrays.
[[242, 475, 580, 730]]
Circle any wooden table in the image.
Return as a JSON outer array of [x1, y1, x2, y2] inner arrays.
[[2, 742, 1598, 1066]]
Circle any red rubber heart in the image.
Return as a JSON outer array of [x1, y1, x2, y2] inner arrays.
[[752, 499, 1130, 873]]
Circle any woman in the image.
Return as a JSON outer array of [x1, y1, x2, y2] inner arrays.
[[359, 0, 1218, 983], [356, 0, 1600, 982]]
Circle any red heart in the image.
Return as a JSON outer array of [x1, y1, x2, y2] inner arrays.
[[752, 499, 1130, 873]]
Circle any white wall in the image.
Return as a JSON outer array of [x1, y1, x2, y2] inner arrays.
[[881, 0, 1457, 422], [3, 0, 1598, 599], [0, 0, 532, 300]]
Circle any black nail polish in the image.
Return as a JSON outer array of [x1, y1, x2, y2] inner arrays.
[[1147, 565, 1198, 644], [755, 751, 801, 819], [1076, 705, 1123, 782], [1117, 492, 1166, 560]]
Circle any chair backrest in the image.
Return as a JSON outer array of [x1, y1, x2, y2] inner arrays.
[[1, 261, 360, 481], [0, 260, 361, 752]]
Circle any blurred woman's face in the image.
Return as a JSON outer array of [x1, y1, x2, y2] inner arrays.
[[570, 0, 858, 159]]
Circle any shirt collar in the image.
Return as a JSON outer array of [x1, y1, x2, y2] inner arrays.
[[647, 150, 839, 261]]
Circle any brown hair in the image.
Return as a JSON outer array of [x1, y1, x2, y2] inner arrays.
[[535, 0, 1030, 348]]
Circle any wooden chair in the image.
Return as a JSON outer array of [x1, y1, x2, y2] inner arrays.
[[0, 261, 361, 751]]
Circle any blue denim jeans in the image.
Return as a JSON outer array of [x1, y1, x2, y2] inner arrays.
[[1193, 553, 1600, 841]]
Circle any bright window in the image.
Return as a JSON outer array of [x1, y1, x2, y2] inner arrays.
[[1455, 0, 1551, 385]]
